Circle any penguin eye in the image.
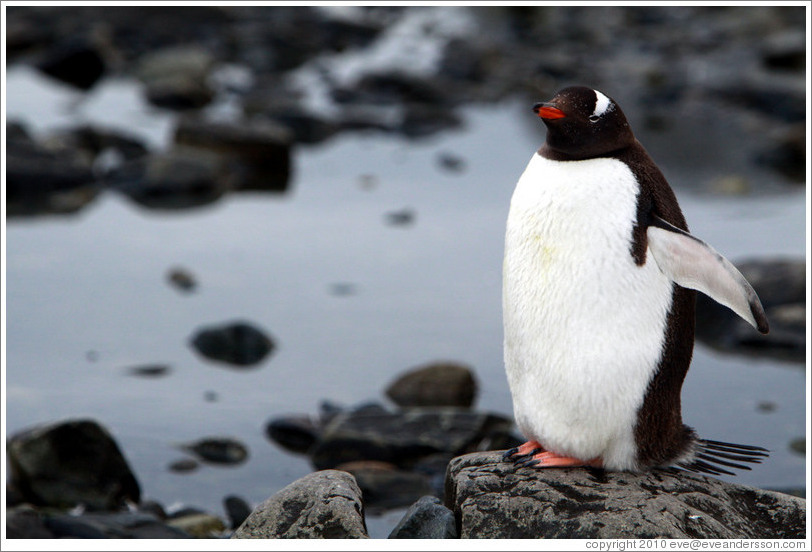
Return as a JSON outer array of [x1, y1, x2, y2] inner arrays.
[[588, 115, 600, 123]]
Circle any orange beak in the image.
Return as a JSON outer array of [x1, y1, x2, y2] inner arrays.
[[533, 103, 566, 120]]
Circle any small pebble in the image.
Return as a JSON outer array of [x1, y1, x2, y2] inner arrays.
[[167, 267, 197, 292], [168, 458, 199, 473]]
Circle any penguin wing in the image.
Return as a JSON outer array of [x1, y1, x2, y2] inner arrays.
[[646, 215, 769, 334]]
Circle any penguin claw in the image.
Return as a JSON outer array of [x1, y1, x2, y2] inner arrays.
[[502, 447, 519, 461]]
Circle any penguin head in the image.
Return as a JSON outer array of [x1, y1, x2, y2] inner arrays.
[[534, 86, 635, 159]]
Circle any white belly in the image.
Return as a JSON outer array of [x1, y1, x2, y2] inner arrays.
[[502, 154, 674, 470]]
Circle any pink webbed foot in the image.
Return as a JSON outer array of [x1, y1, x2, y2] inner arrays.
[[517, 450, 603, 469]]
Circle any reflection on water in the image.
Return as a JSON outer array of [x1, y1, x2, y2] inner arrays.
[[4, 70, 807, 523]]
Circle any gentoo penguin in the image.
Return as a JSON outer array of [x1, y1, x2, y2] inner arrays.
[[502, 86, 770, 475]]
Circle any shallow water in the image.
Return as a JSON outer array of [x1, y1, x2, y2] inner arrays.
[[4, 68, 807, 533]]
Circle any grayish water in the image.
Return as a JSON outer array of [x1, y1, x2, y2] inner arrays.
[[4, 67, 807, 531]]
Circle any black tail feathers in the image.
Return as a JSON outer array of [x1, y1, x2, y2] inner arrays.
[[672, 439, 769, 477]]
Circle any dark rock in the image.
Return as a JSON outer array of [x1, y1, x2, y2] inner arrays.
[[337, 460, 436, 513], [167, 267, 197, 292], [224, 495, 252, 530], [232, 470, 368, 538], [138, 500, 168, 520], [333, 71, 448, 107], [384, 208, 416, 226], [48, 125, 150, 166], [789, 438, 805, 456], [437, 151, 467, 173], [445, 451, 806, 539], [168, 458, 200, 473], [329, 282, 357, 296], [761, 30, 806, 72], [386, 361, 477, 408], [190, 320, 275, 367], [714, 73, 805, 123], [6, 419, 141, 510], [166, 513, 226, 538], [127, 364, 171, 378], [5, 506, 55, 539], [46, 511, 191, 538], [400, 103, 463, 138], [167, 506, 207, 519], [388, 495, 457, 539], [144, 76, 215, 110], [174, 116, 291, 190], [182, 437, 249, 465], [242, 79, 340, 145], [310, 407, 513, 470], [111, 148, 227, 210], [36, 40, 106, 90], [755, 123, 805, 182], [412, 453, 456, 496], [695, 258, 805, 362], [319, 400, 346, 425], [6, 128, 98, 217], [265, 415, 321, 454], [137, 46, 216, 110]]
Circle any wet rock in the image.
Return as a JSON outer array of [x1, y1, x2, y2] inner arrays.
[[337, 460, 435, 513], [167, 512, 226, 538], [144, 76, 215, 110], [761, 30, 806, 72], [167, 266, 198, 292], [168, 458, 200, 473], [233, 470, 368, 539], [329, 282, 357, 296], [695, 258, 805, 362], [6, 419, 141, 510], [36, 39, 106, 90], [388, 495, 457, 539], [174, 116, 291, 190], [385, 361, 477, 408], [138, 500, 168, 520], [265, 415, 321, 454], [137, 46, 216, 110], [384, 208, 416, 226], [112, 147, 227, 210], [47, 125, 150, 166], [190, 320, 275, 367], [6, 126, 98, 217], [45, 511, 191, 538], [310, 407, 513, 470], [789, 438, 805, 456], [5, 506, 54, 539], [755, 123, 805, 182], [334, 71, 448, 107], [127, 364, 171, 378], [400, 102, 463, 138], [182, 437, 249, 465], [445, 451, 807, 539], [224, 495, 252, 530], [437, 151, 466, 173]]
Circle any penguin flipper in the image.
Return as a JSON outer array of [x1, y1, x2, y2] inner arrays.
[[646, 216, 769, 334]]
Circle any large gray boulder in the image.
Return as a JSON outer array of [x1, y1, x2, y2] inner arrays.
[[445, 452, 806, 539], [232, 470, 368, 539]]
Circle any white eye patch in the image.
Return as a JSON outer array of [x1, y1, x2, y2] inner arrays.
[[592, 90, 612, 118]]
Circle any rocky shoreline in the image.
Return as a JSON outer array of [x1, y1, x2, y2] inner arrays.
[[7, 6, 806, 217], [6, 360, 808, 539], [7, 417, 806, 539]]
